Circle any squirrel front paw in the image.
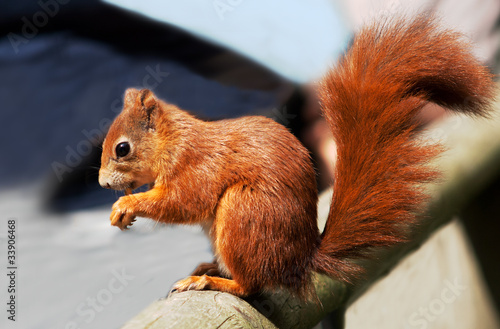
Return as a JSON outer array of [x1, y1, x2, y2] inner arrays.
[[110, 196, 137, 230]]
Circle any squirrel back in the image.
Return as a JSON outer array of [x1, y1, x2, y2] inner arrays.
[[99, 14, 495, 299], [313, 14, 495, 282]]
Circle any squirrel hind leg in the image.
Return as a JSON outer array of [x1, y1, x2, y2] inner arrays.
[[170, 275, 252, 298], [190, 260, 222, 277]]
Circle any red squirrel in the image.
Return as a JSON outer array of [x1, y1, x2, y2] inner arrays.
[[98, 15, 495, 299]]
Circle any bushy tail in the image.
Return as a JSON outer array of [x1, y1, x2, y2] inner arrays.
[[313, 14, 496, 282]]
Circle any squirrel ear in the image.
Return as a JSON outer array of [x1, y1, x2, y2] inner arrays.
[[124, 88, 139, 108], [138, 89, 156, 109], [136, 89, 158, 130]]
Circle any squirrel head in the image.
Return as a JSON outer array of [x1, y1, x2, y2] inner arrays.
[[99, 88, 159, 191]]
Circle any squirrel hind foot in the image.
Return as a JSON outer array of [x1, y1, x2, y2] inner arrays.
[[169, 275, 252, 298]]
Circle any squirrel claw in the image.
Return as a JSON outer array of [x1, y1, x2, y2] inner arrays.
[[167, 288, 178, 298], [123, 222, 134, 230]]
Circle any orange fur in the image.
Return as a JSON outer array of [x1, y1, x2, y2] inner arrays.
[[314, 15, 495, 282], [99, 15, 495, 299]]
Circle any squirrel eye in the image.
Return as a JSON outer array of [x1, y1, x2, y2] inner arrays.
[[115, 142, 130, 158]]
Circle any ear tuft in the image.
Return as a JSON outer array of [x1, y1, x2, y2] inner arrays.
[[124, 88, 139, 108], [138, 89, 157, 110], [137, 89, 158, 130]]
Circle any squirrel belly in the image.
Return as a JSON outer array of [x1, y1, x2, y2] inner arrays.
[[99, 14, 496, 299]]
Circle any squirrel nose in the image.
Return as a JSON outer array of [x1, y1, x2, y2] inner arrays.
[[99, 179, 112, 189], [98, 172, 112, 189], [99, 179, 111, 189]]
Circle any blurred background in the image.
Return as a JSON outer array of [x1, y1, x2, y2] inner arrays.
[[0, 0, 499, 328]]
